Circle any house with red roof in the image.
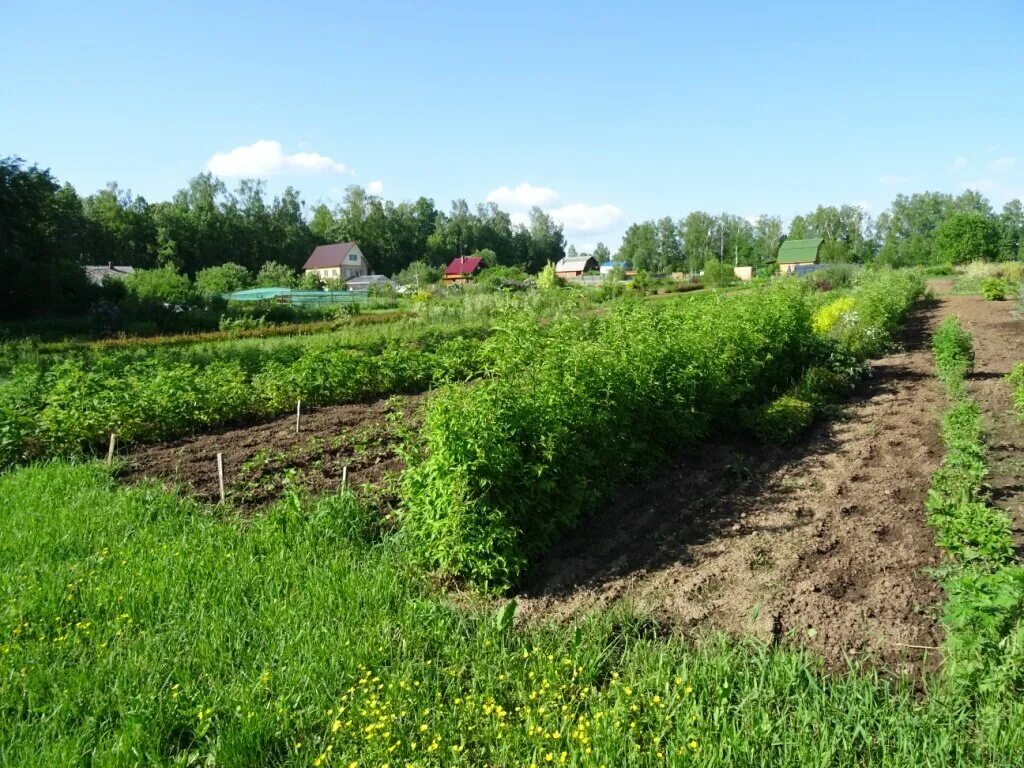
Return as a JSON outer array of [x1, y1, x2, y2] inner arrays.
[[442, 255, 485, 284], [302, 242, 369, 282]]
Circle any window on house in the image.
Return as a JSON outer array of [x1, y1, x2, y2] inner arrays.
[[348, 253, 358, 262]]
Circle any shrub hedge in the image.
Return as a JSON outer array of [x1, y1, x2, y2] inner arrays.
[[401, 269, 925, 590]]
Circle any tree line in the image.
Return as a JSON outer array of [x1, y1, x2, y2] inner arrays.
[[2, 154, 1022, 321], [0, 156, 567, 320], [616, 192, 1023, 274]]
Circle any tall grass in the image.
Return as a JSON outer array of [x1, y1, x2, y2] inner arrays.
[[2, 462, 1021, 766]]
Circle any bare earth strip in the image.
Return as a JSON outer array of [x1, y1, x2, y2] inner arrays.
[[518, 303, 951, 670]]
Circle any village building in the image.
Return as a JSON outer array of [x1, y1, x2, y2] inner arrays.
[[777, 238, 823, 274], [84, 263, 135, 285], [442, 255, 484, 284], [302, 242, 369, 281], [554, 255, 598, 279]]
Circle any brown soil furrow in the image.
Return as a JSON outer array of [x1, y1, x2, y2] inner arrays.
[[121, 394, 426, 513]]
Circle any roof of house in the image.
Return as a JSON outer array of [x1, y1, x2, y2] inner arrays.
[[555, 256, 597, 272], [303, 242, 361, 270], [777, 238, 824, 264], [445, 256, 484, 276], [599, 260, 631, 270], [84, 264, 135, 285]]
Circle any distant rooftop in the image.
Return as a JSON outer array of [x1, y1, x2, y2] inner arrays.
[[84, 263, 135, 285]]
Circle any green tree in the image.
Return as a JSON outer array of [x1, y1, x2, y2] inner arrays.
[[617, 221, 659, 271], [255, 261, 298, 288], [593, 242, 611, 264], [0, 157, 94, 319], [394, 260, 442, 287], [998, 200, 1024, 260], [934, 211, 1000, 263], [702, 259, 736, 288], [194, 262, 251, 297], [123, 266, 195, 305], [537, 262, 564, 290], [681, 211, 716, 273]]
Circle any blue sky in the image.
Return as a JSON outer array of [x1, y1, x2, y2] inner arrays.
[[3, 0, 1022, 250]]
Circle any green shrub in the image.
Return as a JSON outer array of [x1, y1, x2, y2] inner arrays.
[[1010, 363, 1024, 421], [980, 277, 1008, 301], [750, 395, 815, 444], [701, 259, 736, 288], [932, 317, 974, 387]]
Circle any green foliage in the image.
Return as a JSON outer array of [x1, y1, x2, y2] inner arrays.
[[980, 277, 1008, 301], [474, 265, 530, 291], [122, 266, 196, 306], [393, 260, 442, 287], [403, 282, 820, 589], [927, 328, 1024, 698], [4, 463, 1023, 766], [934, 211, 1000, 264], [536, 262, 565, 290], [254, 260, 298, 288], [0, 322, 491, 468], [932, 317, 975, 389], [701, 259, 736, 288], [750, 395, 814, 444], [193, 262, 252, 298], [1010, 363, 1024, 421]]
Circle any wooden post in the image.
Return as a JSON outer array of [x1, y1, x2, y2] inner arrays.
[[216, 452, 225, 504], [341, 465, 348, 490], [106, 433, 117, 465], [296, 399, 301, 433]]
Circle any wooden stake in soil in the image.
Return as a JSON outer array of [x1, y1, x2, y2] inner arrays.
[[296, 399, 301, 433], [342, 465, 348, 490], [106, 433, 117, 465], [216, 452, 226, 504]]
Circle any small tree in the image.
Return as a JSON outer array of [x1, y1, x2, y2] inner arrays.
[[702, 259, 736, 289], [122, 266, 195, 306], [298, 270, 323, 290], [537, 262, 565, 290], [393, 260, 443, 287], [194, 262, 251, 298], [255, 261, 298, 288]]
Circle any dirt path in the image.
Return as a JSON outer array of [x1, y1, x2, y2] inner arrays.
[[518, 304, 951, 670], [936, 288, 1024, 552], [122, 394, 425, 513]]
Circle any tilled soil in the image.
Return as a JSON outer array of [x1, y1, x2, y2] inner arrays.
[[122, 394, 425, 513], [939, 289, 1024, 552], [518, 304, 951, 670]]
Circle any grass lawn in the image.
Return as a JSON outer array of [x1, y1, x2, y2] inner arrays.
[[2, 462, 1022, 766]]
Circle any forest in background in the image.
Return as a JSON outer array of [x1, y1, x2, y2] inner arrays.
[[2, 155, 1022, 320]]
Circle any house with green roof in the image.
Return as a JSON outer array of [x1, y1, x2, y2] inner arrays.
[[777, 238, 824, 274]]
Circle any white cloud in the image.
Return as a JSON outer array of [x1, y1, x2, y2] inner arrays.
[[367, 180, 384, 194], [990, 156, 1017, 172], [485, 182, 561, 208], [952, 156, 969, 171], [509, 211, 530, 228], [207, 140, 348, 177], [852, 200, 874, 213], [548, 203, 627, 235], [879, 174, 907, 187]]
